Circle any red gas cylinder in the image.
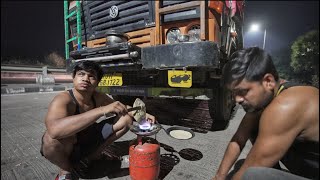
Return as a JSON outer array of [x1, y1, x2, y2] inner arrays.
[[129, 136, 160, 180]]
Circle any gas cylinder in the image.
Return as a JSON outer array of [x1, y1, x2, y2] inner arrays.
[[129, 136, 160, 180]]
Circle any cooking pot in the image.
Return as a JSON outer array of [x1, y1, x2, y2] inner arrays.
[[105, 29, 130, 45]]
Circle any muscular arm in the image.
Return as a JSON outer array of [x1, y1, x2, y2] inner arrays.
[[46, 92, 155, 139], [214, 112, 260, 179], [45, 92, 124, 139], [232, 99, 302, 180]]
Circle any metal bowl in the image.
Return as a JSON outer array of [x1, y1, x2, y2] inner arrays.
[[105, 30, 130, 45]]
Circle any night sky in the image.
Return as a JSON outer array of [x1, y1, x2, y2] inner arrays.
[[1, 1, 319, 59], [1, 1, 64, 58], [243, 1, 319, 53]]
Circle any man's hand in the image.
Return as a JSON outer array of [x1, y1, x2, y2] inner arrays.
[[101, 101, 128, 116], [146, 113, 156, 124]]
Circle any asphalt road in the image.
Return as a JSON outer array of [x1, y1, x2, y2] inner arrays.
[[1, 91, 252, 180]]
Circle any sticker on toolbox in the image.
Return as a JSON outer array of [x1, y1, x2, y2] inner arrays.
[[98, 73, 123, 86], [168, 70, 192, 88]]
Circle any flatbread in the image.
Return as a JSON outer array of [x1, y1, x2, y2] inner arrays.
[[169, 130, 193, 140], [132, 98, 146, 123]]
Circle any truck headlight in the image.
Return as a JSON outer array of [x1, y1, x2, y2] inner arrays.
[[166, 28, 181, 44], [187, 25, 201, 42]]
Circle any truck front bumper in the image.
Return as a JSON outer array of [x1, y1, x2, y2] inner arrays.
[[141, 41, 220, 69]]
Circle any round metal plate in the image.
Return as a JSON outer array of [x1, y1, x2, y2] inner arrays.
[[165, 126, 195, 140]]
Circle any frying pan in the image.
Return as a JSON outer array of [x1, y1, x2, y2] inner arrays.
[[129, 121, 195, 140], [164, 126, 195, 140]]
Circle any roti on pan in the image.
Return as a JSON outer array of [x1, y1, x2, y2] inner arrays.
[[169, 129, 193, 140]]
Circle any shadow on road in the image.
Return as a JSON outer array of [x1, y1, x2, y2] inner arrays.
[[73, 138, 205, 179], [74, 140, 131, 179], [159, 153, 180, 180], [179, 148, 203, 161], [158, 143, 204, 179], [79, 159, 125, 179]]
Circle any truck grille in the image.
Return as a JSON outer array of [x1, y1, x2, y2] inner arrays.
[[81, 1, 154, 41], [69, 1, 201, 45]]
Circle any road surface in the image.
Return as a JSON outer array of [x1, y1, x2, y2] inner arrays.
[[1, 91, 252, 180]]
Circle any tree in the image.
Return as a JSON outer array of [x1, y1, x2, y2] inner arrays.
[[272, 47, 294, 80], [291, 30, 319, 87], [44, 52, 66, 68]]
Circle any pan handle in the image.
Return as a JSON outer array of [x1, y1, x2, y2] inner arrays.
[[155, 122, 170, 135]]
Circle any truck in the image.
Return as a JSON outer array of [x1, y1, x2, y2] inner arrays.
[[64, 0, 244, 130]]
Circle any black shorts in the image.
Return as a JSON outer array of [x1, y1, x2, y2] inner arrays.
[[40, 119, 114, 163]]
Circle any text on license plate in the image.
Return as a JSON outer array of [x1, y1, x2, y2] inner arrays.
[[98, 73, 123, 86]]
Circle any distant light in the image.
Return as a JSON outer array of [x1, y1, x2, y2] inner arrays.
[[250, 24, 260, 32]]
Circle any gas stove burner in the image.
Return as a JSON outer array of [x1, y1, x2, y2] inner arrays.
[[129, 121, 162, 136], [138, 119, 151, 130]]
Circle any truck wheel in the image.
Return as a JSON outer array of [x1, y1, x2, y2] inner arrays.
[[209, 86, 235, 131]]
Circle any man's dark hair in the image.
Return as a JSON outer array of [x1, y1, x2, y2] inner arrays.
[[72, 61, 103, 81], [222, 47, 279, 86]]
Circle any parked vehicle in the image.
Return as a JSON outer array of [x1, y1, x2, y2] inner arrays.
[[64, 0, 244, 130]]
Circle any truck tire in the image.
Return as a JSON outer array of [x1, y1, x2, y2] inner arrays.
[[209, 85, 235, 131]]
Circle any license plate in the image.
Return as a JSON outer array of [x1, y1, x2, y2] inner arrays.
[[168, 70, 192, 88], [98, 73, 123, 86]]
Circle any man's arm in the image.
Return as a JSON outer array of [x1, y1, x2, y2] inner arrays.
[[45, 92, 127, 139], [232, 100, 302, 180], [213, 112, 260, 180]]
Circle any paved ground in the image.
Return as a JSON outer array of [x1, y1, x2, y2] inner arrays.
[[1, 90, 253, 180]]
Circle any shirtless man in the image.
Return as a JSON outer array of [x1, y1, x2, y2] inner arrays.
[[212, 47, 319, 180], [40, 61, 156, 180]]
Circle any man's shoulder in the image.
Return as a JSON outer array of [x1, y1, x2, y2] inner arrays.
[[278, 85, 318, 101], [263, 85, 318, 120], [269, 90, 300, 111], [56, 90, 72, 97], [52, 90, 73, 104]]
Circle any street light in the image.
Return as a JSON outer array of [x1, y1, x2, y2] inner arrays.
[[249, 23, 267, 49]]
